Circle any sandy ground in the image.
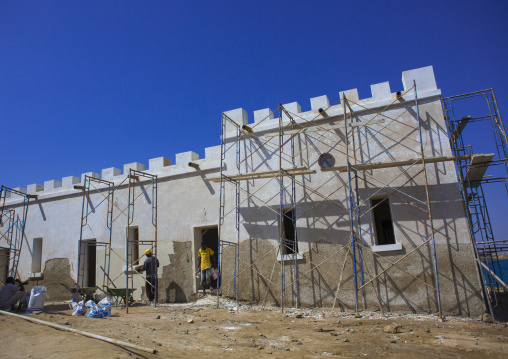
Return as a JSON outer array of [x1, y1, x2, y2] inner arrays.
[[1, 296, 507, 358]]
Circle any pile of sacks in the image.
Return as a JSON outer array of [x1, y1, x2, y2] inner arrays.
[[70, 297, 112, 318]]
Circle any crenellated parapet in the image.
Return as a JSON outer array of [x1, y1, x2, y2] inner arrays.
[[3, 145, 222, 201], [223, 65, 440, 135]]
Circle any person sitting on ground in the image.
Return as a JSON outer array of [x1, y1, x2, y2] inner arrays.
[[197, 241, 216, 295], [135, 249, 159, 303], [0, 277, 27, 312]]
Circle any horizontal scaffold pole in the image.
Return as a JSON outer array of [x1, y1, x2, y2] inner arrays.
[[321, 154, 488, 173], [205, 167, 316, 183]]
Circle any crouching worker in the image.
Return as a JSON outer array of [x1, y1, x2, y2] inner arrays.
[[197, 241, 216, 295], [135, 249, 159, 303], [0, 277, 27, 312]]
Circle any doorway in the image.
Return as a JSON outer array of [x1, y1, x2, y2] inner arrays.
[[0, 248, 9, 282], [80, 239, 96, 287], [194, 226, 218, 291]]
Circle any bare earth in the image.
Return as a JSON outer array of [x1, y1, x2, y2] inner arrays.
[[1, 296, 507, 359]]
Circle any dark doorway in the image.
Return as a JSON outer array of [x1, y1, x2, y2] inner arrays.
[[80, 239, 96, 287], [201, 227, 218, 288], [0, 248, 9, 281], [371, 198, 396, 245], [282, 209, 298, 255]]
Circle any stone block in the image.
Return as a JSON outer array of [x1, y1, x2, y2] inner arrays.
[[176, 151, 199, 166], [205, 146, 221, 160], [81, 172, 100, 183], [310, 95, 330, 111], [44, 180, 62, 190], [339, 89, 359, 102], [281, 102, 301, 121], [62, 176, 80, 188], [223, 108, 248, 133], [27, 184, 44, 194], [123, 163, 145, 174], [101, 167, 122, 179], [402, 65, 437, 92], [149, 157, 172, 171], [370, 82, 391, 99], [254, 108, 274, 123]]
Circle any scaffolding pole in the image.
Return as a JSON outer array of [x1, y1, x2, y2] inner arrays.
[[0, 186, 34, 279], [126, 169, 158, 313]]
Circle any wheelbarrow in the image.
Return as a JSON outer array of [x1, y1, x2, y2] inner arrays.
[[60, 284, 98, 302], [105, 287, 136, 305]]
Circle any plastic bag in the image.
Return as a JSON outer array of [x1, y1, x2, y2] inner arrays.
[[71, 300, 87, 316], [98, 297, 112, 317], [211, 268, 219, 280], [86, 300, 104, 318], [26, 286, 46, 314]]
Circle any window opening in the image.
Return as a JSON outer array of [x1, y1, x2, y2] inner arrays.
[[31, 238, 43, 273], [282, 209, 298, 255], [371, 198, 396, 245]]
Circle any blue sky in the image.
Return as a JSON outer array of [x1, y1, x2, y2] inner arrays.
[[1, 1, 507, 236]]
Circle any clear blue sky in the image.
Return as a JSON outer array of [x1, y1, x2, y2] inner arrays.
[[1, 1, 507, 236]]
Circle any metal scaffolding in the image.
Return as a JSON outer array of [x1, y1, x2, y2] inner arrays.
[[125, 169, 158, 313], [0, 186, 35, 279], [442, 89, 508, 316], [76, 176, 114, 291], [213, 81, 456, 317]]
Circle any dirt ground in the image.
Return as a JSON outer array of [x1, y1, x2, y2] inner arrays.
[[1, 296, 507, 358]]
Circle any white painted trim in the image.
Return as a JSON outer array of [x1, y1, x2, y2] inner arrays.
[[371, 243, 403, 253], [277, 252, 304, 262]]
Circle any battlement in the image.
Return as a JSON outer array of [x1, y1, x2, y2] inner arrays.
[[224, 65, 440, 132], [4, 145, 222, 202]]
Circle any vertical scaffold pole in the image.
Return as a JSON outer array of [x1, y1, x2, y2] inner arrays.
[[278, 103, 285, 313], [414, 80, 443, 318], [343, 96, 360, 315]]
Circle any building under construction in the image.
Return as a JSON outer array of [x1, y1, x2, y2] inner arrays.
[[1, 66, 506, 318]]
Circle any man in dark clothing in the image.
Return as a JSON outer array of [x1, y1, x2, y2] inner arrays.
[[135, 249, 159, 302], [0, 277, 27, 312]]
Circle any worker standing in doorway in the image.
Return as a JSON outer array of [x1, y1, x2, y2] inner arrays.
[[135, 249, 159, 303], [197, 241, 216, 295]]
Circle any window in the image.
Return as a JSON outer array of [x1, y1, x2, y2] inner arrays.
[[128, 226, 140, 266], [282, 209, 298, 255], [31, 238, 43, 273], [318, 153, 335, 168], [371, 197, 396, 245]]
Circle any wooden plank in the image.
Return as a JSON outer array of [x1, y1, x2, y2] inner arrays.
[[205, 167, 315, 183], [263, 119, 385, 138], [321, 154, 476, 172], [465, 153, 494, 187]]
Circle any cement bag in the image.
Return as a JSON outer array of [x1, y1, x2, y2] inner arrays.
[[26, 286, 46, 314], [86, 300, 104, 319], [211, 268, 219, 280], [71, 300, 87, 316], [98, 297, 112, 318]]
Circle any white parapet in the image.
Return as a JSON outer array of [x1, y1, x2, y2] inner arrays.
[[27, 184, 43, 194], [44, 180, 62, 191], [402, 65, 437, 92], [176, 151, 199, 166], [281, 102, 301, 121], [123, 163, 145, 174], [149, 157, 172, 171], [81, 172, 100, 183], [62, 176, 80, 189], [339, 89, 359, 102], [205, 146, 221, 161], [370, 82, 392, 99], [224, 108, 248, 133], [254, 108, 274, 124], [102, 167, 122, 180], [310, 95, 330, 111]]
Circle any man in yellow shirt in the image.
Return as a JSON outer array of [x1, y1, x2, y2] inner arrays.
[[197, 241, 216, 295]]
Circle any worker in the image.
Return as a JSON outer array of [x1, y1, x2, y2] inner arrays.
[[197, 241, 216, 295], [0, 277, 27, 312], [135, 249, 159, 302]]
